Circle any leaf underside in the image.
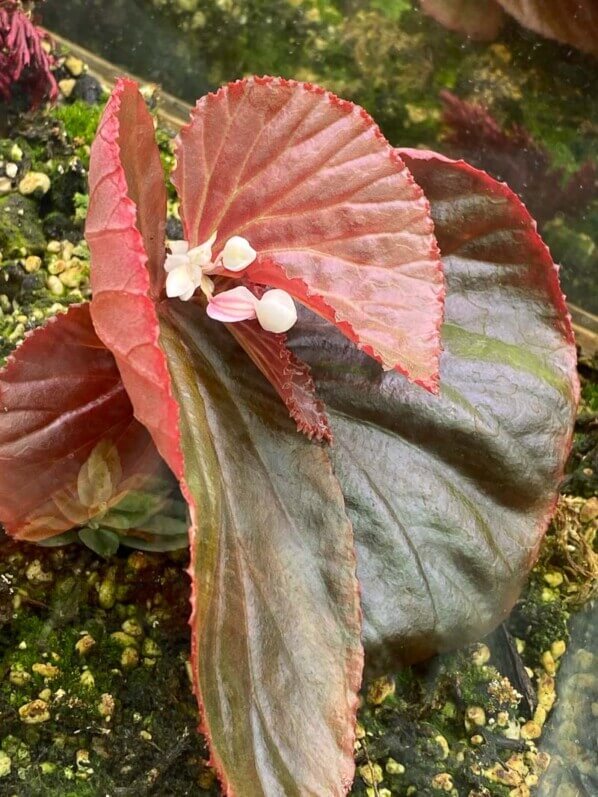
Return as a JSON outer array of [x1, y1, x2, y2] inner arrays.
[[0, 304, 159, 541], [172, 76, 444, 391], [289, 150, 578, 671]]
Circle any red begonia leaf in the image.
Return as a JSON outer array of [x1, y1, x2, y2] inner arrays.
[[226, 315, 332, 442], [172, 76, 444, 392], [87, 78, 182, 475], [87, 78, 363, 797], [0, 304, 159, 541], [288, 150, 578, 670], [497, 0, 598, 57], [420, 0, 506, 40]]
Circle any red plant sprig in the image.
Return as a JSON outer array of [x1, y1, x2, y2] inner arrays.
[[0, 0, 57, 108]]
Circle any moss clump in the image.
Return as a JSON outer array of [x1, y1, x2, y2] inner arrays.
[[0, 194, 46, 257], [563, 355, 598, 499], [508, 582, 569, 664], [53, 101, 102, 149], [0, 542, 209, 797]]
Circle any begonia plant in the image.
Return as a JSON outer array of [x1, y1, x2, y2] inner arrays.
[[0, 77, 579, 795]]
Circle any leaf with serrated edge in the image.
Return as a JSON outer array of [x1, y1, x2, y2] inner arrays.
[[288, 150, 578, 671], [226, 316, 332, 441], [0, 304, 160, 541], [173, 76, 444, 392]]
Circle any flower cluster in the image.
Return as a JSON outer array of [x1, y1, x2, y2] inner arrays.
[[164, 233, 297, 333]]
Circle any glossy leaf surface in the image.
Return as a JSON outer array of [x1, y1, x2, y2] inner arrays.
[[172, 76, 444, 391], [289, 150, 579, 670], [161, 303, 362, 796], [0, 304, 159, 541]]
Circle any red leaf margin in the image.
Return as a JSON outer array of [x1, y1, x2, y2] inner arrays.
[[86, 74, 218, 785], [226, 317, 333, 442], [172, 75, 445, 393], [398, 148, 577, 351], [86, 77, 362, 796]]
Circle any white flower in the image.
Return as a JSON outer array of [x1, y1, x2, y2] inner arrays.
[[255, 289, 297, 333], [221, 235, 257, 272], [164, 233, 262, 306], [164, 233, 217, 301], [189, 231, 218, 269], [207, 287, 297, 333], [165, 260, 201, 301]]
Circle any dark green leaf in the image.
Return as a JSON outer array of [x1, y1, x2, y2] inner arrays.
[[38, 530, 78, 547], [158, 302, 363, 797], [289, 151, 579, 671], [118, 531, 188, 552]]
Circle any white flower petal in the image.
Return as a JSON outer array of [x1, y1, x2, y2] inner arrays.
[[188, 230, 218, 268], [206, 286, 258, 323], [222, 235, 257, 272], [179, 286, 197, 302], [164, 252, 190, 273], [166, 264, 196, 299], [255, 289, 297, 333], [168, 240, 189, 255]]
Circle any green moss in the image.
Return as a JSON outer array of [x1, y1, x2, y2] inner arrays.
[[53, 102, 102, 148], [510, 584, 570, 662], [0, 542, 204, 796], [0, 194, 46, 257]]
